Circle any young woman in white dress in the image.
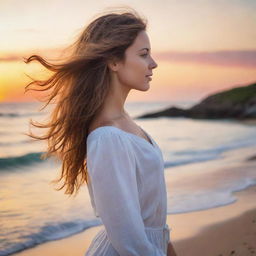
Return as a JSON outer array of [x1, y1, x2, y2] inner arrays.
[[24, 7, 177, 256]]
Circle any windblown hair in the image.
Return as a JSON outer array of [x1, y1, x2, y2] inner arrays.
[[24, 8, 147, 197]]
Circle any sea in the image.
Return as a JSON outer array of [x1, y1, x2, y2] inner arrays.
[[0, 100, 256, 255]]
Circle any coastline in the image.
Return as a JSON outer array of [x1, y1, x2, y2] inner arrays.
[[169, 184, 256, 255], [12, 183, 256, 256]]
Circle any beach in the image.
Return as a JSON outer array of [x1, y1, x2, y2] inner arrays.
[[12, 157, 256, 256], [2, 102, 256, 256]]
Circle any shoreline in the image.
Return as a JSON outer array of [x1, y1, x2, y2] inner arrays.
[[174, 207, 256, 256], [12, 182, 256, 256], [169, 184, 256, 255]]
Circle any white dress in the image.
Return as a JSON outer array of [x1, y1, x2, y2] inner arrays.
[[85, 126, 171, 256]]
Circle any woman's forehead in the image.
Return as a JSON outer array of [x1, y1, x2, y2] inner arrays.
[[129, 31, 151, 52]]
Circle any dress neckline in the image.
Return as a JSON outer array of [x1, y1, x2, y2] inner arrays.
[[87, 125, 156, 149]]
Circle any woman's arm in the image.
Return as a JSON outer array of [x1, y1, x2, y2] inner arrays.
[[167, 241, 178, 256]]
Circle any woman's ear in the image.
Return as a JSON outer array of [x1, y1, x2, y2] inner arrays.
[[107, 58, 120, 72]]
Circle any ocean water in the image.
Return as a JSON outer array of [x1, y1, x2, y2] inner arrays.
[[0, 101, 256, 255]]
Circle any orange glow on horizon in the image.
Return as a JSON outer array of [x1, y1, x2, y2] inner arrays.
[[1, 59, 255, 103]]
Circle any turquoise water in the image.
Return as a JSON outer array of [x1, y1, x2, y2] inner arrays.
[[0, 101, 256, 255]]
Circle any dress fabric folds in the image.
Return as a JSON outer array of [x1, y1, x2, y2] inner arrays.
[[85, 126, 171, 256]]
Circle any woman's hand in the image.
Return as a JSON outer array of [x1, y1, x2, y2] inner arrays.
[[167, 241, 178, 256]]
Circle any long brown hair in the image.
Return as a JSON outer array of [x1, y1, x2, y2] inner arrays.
[[23, 8, 147, 197]]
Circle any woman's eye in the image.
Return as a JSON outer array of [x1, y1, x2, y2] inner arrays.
[[141, 53, 148, 57]]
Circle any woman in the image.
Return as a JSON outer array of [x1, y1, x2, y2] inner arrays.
[[24, 8, 177, 256]]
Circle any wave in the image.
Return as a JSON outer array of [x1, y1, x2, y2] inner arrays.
[[0, 218, 102, 256], [0, 139, 33, 146], [0, 112, 45, 118], [164, 154, 221, 168], [164, 137, 256, 168], [167, 178, 256, 214], [0, 152, 45, 170]]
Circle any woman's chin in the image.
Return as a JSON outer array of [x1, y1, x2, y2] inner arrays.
[[137, 84, 150, 91], [130, 82, 150, 92]]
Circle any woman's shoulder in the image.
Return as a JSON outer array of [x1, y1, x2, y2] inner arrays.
[[87, 125, 128, 144], [86, 126, 135, 160]]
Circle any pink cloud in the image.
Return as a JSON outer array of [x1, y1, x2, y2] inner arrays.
[[155, 50, 256, 68], [0, 56, 22, 61], [0, 47, 65, 62], [2, 49, 256, 68]]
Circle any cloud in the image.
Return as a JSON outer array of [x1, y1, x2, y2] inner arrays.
[[2, 49, 256, 68], [0, 47, 66, 62], [0, 56, 21, 61], [12, 28, 40, 33], [155, 50, 256, 68]]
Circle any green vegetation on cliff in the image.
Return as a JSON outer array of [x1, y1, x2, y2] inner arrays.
[[204, 83, 256, 105]]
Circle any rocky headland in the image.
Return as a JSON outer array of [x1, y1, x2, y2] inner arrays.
[[137, 82, 256, 120]]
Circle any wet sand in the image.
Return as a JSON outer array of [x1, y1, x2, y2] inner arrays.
[[12, 181, 256, 256]]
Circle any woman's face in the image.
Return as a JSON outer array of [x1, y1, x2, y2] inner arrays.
[[113, 30, 158, 91]]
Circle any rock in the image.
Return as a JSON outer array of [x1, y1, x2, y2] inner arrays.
[[137, 82, 256, 120]]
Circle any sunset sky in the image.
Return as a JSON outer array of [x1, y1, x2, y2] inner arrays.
[[0, 0, 255, 103]]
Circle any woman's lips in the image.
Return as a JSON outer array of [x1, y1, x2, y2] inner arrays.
[[146, 74, 152, 81]]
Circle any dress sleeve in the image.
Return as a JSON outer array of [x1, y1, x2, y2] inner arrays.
[[86, 130, 165, 256]]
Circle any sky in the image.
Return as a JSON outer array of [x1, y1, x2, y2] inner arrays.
[[0, 0, 256, 103]]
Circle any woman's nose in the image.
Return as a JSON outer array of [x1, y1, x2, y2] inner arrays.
[[150, 58, 158, 69]]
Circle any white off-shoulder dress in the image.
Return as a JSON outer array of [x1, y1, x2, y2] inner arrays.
[[85, 126, 171, 256]]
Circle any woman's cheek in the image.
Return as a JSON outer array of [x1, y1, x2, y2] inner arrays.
[[117, 58, 146, 88]]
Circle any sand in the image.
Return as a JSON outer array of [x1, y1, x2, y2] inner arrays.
[[170, 185, 256, 256], [12, 159, 256, 256]]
